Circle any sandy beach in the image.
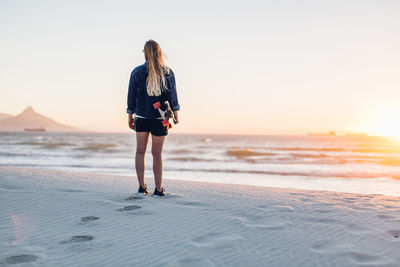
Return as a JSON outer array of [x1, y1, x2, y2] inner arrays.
[[2, 0, 400, 266], [1, 166, 400, 266]]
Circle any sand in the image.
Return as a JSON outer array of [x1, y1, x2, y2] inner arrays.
[[1, 166, 400, 266]]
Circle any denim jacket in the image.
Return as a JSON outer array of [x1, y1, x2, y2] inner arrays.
[[126, 62, 180, 118]]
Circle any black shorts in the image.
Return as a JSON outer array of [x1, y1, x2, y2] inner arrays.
[[134, 117, 168, 136]]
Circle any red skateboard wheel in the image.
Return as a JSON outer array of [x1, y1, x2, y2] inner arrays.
[[153, 102, 161, 109], [162, 119, 169, 127]]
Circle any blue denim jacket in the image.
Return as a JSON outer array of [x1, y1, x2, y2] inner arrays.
[[126, 62, 180, 118]]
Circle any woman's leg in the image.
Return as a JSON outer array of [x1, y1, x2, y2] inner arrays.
[[135, 132, 150, 187], [151, 135, 166, 191]]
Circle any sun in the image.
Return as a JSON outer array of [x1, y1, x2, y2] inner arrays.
[[372, 116, 400, 138], [367, 106, 400, 139]]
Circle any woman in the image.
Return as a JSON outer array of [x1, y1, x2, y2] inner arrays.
[[127, 40, 180, 196]]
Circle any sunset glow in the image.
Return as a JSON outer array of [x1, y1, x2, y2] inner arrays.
[[0, 1, 399, 135], [365, 106, 400, 139]]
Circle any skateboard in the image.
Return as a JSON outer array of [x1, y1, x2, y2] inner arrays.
[[153, 101, 177, 129]]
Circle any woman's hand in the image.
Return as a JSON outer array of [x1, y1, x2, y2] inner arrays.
[[173, 111, 179, 124], [128, 115, 134, 129]]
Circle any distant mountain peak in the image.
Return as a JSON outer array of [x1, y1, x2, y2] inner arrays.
[[21, 106, 36, 115], [0, 106, 80, 132]]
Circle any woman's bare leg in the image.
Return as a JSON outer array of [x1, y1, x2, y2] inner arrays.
[[135, 132, 150, 187], [151, 135, 166, 191]]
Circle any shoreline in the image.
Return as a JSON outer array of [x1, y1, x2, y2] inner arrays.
[[0, 165, 389, 195], [1, 166, 400, 266], [2, 165, 400, 198]]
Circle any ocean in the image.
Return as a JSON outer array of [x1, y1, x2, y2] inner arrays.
[[1, 132, 400, 196]]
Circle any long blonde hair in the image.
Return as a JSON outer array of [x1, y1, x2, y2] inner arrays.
[[144, 40, 170, 96]]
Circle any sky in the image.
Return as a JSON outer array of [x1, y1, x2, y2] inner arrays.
[[1, 0, 399, 136]]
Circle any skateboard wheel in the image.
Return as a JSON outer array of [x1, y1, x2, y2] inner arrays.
[[153, 102, 161, 109], [162, 119, 169, 127]]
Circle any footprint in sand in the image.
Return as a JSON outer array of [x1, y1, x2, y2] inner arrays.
[[80, 216, 100, 222], [0, 254, 39, 265], [61, 235, 94, 244], [117, 205, 141, 211]]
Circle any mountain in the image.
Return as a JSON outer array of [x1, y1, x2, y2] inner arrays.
[[0, 113, 12, 120], [0, 106, 79, 132]]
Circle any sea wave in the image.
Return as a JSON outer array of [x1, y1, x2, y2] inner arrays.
[[17, 141, 74, 148], [0, 163, 121, 169], [352, 148, 400, 154], [269, 146, 400, 154], [379, 159, 400, 166], [0, 152, 31, 157], [76, 143, 117, 151], [168, 167, 400, 180], [181, 151, 400, 167], [272, 147, 347, 152], [167, 157, 215, 162], [168, 149, 191, 154], [289, 153, 328, 158], [226, 149, 276, 157], [262, 156, 400, 167]]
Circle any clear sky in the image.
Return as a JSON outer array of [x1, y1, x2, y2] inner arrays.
[[1, 0, 399, 136]]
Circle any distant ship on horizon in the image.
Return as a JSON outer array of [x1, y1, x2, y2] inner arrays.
[[24, 127, 46, 132]]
